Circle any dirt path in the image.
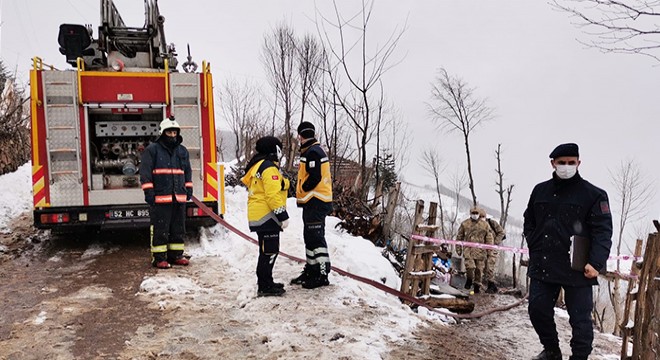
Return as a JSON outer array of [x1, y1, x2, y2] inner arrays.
[[386, 294, 622, 360], [0, 214, 623, 360]]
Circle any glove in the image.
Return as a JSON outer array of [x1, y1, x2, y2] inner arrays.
[[145, 191, 155, 206], [186, 188, 193, 201], [281, 219, 289, 230], [281, 178, 290, 191]]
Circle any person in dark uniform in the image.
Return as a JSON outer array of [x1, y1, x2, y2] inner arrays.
[[241, 136, 290, 297], [523, 143, 612, 360], [290, 122, 333, 289], [140, 116, 193, 269]]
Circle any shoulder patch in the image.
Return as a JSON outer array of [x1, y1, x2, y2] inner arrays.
[[600, 201, 610, 214], [272, 175, 279, 180]]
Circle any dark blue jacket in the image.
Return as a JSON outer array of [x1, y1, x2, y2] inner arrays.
[[139, 134, 192, 204], [523, 172, 612, 287]]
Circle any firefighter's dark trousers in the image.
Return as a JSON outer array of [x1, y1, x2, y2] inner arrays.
[[528, 278, 594, 357], [302, 202, 332, 277], [150, 202, 186, 263], [256, 231, 280, 289]]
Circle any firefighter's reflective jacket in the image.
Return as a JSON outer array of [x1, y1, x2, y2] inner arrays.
[[140, 135, 192, 204], [296, 140, 332, 206], [241, 159, 290, 232]]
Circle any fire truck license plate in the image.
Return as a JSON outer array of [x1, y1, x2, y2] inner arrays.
[[108, 209, 150, 219]]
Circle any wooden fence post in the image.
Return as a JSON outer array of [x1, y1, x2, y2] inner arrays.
[[620, 239, 644, 359], [631, 221, 660, 359], [400, 200, 426, 298], [382, 182, 401, 241]]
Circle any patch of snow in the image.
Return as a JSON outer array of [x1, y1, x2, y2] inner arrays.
[[0, 163, 31, 233], [33, 311, 47, 325], [140, 275, 209, 296]]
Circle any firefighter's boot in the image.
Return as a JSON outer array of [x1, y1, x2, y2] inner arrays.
[[154, 260, 171, 269], [290, 265, 311, 285], [170, 257, 189, 266]]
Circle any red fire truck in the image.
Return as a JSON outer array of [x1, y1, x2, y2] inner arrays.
[[29, 0, 224, 232]]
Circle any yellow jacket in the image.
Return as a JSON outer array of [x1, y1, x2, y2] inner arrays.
[[296, 140, 332, 205], [241, 159, 289, 232]]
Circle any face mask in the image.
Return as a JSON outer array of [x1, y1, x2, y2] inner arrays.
[[276, 145, 282, 160], [555, 164, 577, 179], [470, 214, 479, 221]]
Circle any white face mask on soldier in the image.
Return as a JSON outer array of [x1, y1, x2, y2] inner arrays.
[[470, 214, 479, 220], [555, 164, 577, 179]]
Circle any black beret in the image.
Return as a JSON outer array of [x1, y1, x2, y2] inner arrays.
[[255, 136, 282, 155], [549, 143, 579, 158], [297, 121, 315, 137]]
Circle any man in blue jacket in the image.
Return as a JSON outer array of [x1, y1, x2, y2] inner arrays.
[[523, 143, 612, 360], [140, 116, 193, 269]]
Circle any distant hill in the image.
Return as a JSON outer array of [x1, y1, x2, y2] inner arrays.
[[400, 179, 523, 229]]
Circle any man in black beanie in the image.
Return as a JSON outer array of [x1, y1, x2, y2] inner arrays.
[[524, 142, 612, 360], [291, 121, 334, 289]]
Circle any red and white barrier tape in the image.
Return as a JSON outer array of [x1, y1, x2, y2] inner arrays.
[[191, 197, 525, 319], [409, 234, 643, 261]]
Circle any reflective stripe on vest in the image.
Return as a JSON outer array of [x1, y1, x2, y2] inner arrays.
[[153, 168, 185, 175], [155, 194, 188, 203]]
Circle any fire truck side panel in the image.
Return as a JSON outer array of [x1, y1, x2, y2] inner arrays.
[[80, 74, 167, 103], [30, 68, 50, 208], [198, 70, 219, 203]]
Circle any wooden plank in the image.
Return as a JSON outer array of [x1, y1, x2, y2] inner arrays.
[[400, 200, 425, 297], [423, 297, 475, 314], [620, 238, 643, 359], [632, 229, 660, 359], [412, 245, 440, 255]]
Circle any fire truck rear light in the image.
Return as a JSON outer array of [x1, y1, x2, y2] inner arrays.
[[187, 207, 204, 217], [40, 213, 71, 224]]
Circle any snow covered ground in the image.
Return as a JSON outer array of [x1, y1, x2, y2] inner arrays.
[[0, 163, 625, 359]]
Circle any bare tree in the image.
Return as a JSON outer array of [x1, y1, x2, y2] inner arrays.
[[420, 148, 447, 238], [307, 49, 354, 181], [219, 78, 267, 167], [316, 0, 406, 199], [608, 159, 656, 335], [446, 168, 469, 241], [261, 22, 299, 171], [0, 61, 30, 174], [295, 33, 324, 126], [552, 0, 660, 62], [428, 68, 494, 206], [494, 143, 514, 229]]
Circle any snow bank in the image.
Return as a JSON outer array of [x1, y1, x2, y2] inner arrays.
[[0, 163, 31, 233]]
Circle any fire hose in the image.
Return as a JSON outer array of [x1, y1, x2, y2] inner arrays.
[[191, 196, 528, 319]]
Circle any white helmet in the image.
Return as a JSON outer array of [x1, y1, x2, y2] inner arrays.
[[159, 117, 181, 135]]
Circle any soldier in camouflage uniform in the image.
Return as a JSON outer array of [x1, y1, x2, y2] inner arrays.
[[481, 209, 506, 294], [455, 206, 494, 293]]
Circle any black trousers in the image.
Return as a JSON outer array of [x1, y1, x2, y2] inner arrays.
[[302, 202, 332, 277], [256, 231, 280, 289], [528, 278, 594, 357], [150, 202, 186, 263]]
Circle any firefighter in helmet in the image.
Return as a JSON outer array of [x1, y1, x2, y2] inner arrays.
[[140, 116, 193, 269]]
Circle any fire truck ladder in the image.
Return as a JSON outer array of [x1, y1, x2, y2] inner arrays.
[[169, 72, 203, 184], [41, 70, 84, 206]]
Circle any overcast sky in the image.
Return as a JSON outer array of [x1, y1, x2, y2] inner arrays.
[[2, 0, 659, 237]]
